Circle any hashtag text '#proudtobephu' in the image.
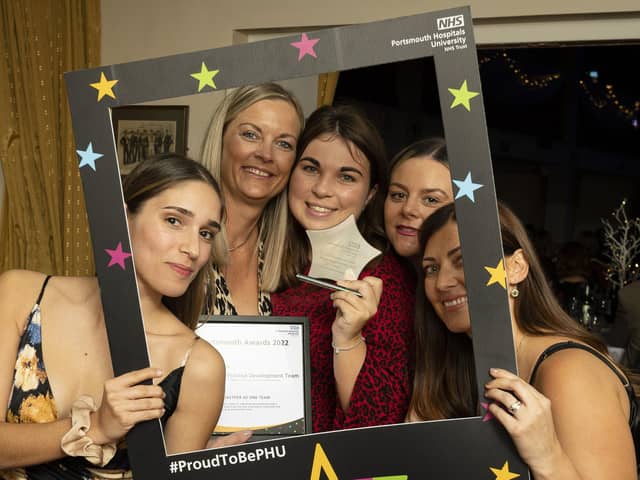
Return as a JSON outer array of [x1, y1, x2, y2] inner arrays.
[[169, 446, 287, 474]]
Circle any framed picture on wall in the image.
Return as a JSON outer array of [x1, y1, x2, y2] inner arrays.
[[111, 105, 189, 175]]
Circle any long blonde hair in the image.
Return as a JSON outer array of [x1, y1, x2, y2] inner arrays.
[[201, 83, 304, 291]]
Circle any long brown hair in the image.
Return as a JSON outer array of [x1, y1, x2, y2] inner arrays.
[[123, 154, 225, 329], [278, 103, 388, 288], [410, 201, 606, 420]]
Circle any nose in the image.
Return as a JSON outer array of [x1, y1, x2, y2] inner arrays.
[[435, 263, 457, 292], [255, 138, 273, 163], [401, 196, 421, 219], [310, 174, 332, 198], [180, 231, 200, 260]]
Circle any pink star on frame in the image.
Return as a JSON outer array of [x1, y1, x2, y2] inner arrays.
[[105, 242, 132, 270], [480, 402, 495, 422], [290, 33, 319, 61]]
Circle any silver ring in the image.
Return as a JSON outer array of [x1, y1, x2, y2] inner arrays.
[[508, 400, 522, 414]]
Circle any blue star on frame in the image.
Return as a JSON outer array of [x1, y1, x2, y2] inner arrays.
[[453, 172, 483, 202], [76, 142, 104, 171]]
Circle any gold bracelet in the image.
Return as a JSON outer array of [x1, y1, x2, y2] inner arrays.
[[60, 395, 117, 466], [331, 335, 365, 354]]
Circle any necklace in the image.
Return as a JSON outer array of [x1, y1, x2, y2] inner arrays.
[[228, 222, 258, 252], [516, 334, 526, 355]]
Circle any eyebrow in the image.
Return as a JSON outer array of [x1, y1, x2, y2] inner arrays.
[[163, 206, 221, 231], [389, 182, 448, 196], [300, 157, 365, 177], [423, 245, 462, 263], [238, 122, 297, 140]]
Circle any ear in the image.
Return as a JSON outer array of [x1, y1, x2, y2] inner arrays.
[[506, 248, 529, 286], [365, 184, 378, 207]]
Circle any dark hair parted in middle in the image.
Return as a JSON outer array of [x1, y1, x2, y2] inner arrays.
[[278, 103, 388, 288], [410, 201, 607, 420]]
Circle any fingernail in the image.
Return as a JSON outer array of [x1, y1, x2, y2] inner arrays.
[[489, 368, 498, 374], [156, 369, 163, 376], [243, 430, 252, 437]]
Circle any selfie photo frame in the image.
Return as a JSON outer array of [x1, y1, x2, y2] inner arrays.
[[65, 6, 530, 479]]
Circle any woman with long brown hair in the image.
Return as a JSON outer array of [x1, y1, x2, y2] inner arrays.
[[410, 201, 636, 479], [1, 155, 226, 478]]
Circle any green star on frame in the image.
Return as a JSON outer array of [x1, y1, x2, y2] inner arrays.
[[448, 79, 479, 111], [190, 62, 219, 92]]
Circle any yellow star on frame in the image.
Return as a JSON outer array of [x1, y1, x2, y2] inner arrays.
[[190, 62, 219, 92], [485, 259, 507, 289], [448, 79, 479, 111], [490, 461, 520, 480], [90, 72, 118, 102]]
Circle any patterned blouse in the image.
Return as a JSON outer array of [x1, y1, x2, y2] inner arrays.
[[208, 241, 272, 315], [271, 252, 416, 432]]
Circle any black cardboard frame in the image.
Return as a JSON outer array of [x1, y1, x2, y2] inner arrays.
[[65, 6, 530, 479]]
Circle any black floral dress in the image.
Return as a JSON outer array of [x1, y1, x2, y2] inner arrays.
[[2, 276, 190, 480], [2, 276, 131, 480]]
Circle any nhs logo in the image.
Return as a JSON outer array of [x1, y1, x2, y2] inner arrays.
[[436, 14, 464, 30]]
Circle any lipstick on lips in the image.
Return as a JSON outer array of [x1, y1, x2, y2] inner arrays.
[[169, 263, 193, 278], [396, 225, 419, 237]]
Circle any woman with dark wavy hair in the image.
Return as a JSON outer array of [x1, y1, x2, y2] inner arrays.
[[273, 104, 415, 432], [409, 201, 636, 479]]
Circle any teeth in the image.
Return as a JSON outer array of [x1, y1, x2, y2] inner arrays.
[[308, 204, 333, 213], [245, 167, 270, 177], [443, 296, 467, 307]]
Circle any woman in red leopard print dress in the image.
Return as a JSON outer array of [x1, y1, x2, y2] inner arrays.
[[272, 104, 415, 432]]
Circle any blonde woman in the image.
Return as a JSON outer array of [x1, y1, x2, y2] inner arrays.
[[201, 83, 304, 315]]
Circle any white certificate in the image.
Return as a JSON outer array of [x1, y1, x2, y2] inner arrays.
[[196, 318, 309, 436]]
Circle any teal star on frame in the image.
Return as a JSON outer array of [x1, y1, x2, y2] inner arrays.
[[77, 142, 104, 171], [453, 172, 483, 202]]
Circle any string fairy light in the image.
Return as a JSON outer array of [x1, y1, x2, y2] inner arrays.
[[478, 51, 561, 88], [479, 50, 640, 129]]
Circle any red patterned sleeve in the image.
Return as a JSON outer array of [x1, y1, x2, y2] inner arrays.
[[333, 253, 416, 429]]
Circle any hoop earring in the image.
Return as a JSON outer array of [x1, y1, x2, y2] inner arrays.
[[510, 286, 520, 298]]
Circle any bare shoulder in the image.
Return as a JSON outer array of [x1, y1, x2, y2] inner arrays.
[[0, 270, 49, 330], [183, 339, 225, 384], [0, 269, 48, 299], [45, 275, 98, 305], [534, 342, 628, 413]]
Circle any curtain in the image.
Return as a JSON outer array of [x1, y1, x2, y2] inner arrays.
[[0, 0, 100, 275], [317, 72, 340, 107]]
